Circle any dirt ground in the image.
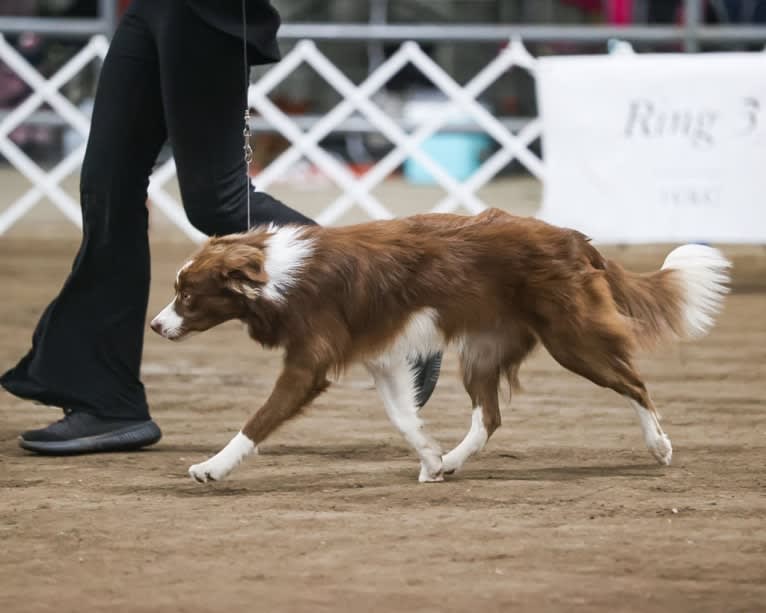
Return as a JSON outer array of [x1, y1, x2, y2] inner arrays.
[[1, 237, 765, 613]]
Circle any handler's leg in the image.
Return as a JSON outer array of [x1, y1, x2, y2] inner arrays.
[[3, 6, 167, 453], [153, 1, 314, 234]]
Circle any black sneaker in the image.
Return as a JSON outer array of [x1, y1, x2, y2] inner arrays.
[[19, 409, 162, 455], [410, 351, 443, 408]]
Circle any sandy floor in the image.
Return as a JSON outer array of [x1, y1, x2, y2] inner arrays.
[[1, 237, 765, 613]]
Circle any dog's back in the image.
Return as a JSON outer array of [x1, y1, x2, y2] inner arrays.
[[295, 209, 611, 361]]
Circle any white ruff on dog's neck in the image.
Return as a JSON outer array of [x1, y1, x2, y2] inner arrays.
[[262, 225, 315, 302]]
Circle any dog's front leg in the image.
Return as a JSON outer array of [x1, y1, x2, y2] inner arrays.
[[188, 361, 329, 483], [368, 360, 444, 483]]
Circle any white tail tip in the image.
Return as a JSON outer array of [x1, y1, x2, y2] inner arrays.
[[661, 244, 731, 339]]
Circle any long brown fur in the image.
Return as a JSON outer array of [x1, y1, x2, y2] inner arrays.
[[161, 208, 724, 472]]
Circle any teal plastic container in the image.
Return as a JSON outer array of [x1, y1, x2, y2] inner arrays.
[[404, 132, 490, 185]]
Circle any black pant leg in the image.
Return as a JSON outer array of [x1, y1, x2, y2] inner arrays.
[[153, 0, 314, 236], [1, 8, 167, 419]]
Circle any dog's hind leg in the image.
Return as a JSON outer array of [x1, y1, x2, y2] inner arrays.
[[442, 331, 535, 475], [441, 338, 502, 475], [627, 394, 672, 466], [367, 359, 444, 483], [441, 368, 500, 476], [538, 313, 672, 466], [188, 357, 330, 483]]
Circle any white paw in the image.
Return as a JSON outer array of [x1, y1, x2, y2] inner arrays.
[[418, 463, 444, 483], [187, 432, 256, 483], [418, 454, 444, 483], [188, 459, 231, 483], [648, 433, 673, 466], [441, 450, 462, 475]]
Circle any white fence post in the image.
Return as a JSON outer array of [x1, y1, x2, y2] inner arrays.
[[0, 34, 109, 231], [0, 36, 543, 238], [0, 33, 200, 241], [248, 38, 543, 225]]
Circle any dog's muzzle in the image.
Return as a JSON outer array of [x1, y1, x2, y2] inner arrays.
[[150, 302, 186, 340]]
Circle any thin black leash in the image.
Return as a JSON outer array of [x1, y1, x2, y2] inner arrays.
[[241, 0, 253, 231]]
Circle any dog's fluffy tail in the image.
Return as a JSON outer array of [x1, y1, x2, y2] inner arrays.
[[605, 244, 731, 348]]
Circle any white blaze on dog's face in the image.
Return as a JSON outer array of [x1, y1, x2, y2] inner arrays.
[[150, 237, 268, 341]]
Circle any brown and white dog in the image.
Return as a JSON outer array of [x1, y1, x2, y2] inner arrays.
[[150, 209, 730, 484]]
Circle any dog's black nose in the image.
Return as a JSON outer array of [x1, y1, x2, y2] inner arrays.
[[150, 319, 162, 335]]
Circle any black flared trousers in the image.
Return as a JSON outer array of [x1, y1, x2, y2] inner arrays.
[[1, 0, 313, 419]]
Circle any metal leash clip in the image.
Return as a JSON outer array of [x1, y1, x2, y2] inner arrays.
[[243, 109, 253, 165]]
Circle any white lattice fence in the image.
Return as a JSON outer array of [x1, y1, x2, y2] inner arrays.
[[0, 34, 542, 241]]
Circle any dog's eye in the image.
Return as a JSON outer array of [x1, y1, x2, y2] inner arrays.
[[180, 292, 191, 304]]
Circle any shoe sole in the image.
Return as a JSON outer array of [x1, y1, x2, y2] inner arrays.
[[19, 421, 162, 456]]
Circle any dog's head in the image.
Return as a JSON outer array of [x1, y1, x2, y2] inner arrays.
[[150, 235, 268, 341]]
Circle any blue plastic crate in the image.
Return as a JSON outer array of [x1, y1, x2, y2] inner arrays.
[[404, 132, 490, 185]]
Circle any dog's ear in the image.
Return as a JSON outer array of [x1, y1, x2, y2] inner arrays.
[[220, 244, 267, 299]]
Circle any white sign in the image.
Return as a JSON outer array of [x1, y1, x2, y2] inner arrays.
[[536, 52, 766, 243]]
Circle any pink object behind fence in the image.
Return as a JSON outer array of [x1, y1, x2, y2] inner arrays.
[[606, 0, 633, 24]]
